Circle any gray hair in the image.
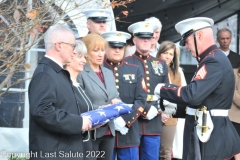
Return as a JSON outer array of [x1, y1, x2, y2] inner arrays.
[[145, 17, 162, 30], [74, 40, 87, 55], [44, 24, 75, 51], [216, 28, 232, 39]]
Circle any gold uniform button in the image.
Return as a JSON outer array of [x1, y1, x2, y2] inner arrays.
[[140, 55, 142, 58], [115, 73, 119, 76], [130, 81, 132, 84], [146, 71, 149, 74], [116, 85, 119, 89], [147, 89, 150, 93], [136, 113, 138, 116], [147, 83, 150, 86], [146, 77, 150, 80], [132, 117, 134, 120], [144, 112, 146, 114], [128, 121, 130, 124], [114, 67, 118, 71], [116, 79, 119, 83], [145, 65, 148, 68], [144, 60, 147, 63]]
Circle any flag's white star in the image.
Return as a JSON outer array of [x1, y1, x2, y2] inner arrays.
[[83, 115, 92, 121], [97, 111, 106, 117], [94, 120, 99, 125], [103, 119, 109, 123], [114, 106, 124, 112]]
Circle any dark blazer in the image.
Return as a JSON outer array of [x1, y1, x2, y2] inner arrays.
[[77, 64, 120, 139], [228, 50, 240, 68], [28, 57, 84, 160]]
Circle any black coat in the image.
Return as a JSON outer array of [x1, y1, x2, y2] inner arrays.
[[104, 59, 146, 147], [160, 45, 240, 160], [228, 50, 240, 68], [124, 52, 169, 135], [28, 57, 84, 160]]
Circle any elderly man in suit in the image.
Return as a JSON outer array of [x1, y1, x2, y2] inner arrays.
[[217, 28, 240, 68], [28, 25, 92, 160]]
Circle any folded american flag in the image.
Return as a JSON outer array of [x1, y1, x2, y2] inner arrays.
[[81, 102, 132, 127]]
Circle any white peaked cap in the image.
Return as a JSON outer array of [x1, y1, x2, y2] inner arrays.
[[101, 31, 131, 43], [101, 31, 131, 47], [128, 21, 158, 38], [175, 17, 214, 36], [82, 9, 111, 22]]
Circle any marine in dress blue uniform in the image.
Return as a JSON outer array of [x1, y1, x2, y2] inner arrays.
[[101, 31, 146, 160], [155, 17, 240, 160], [124, 22, 169, 160]]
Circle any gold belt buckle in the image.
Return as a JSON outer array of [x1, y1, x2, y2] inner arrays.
[[147, 95, 153, 101]]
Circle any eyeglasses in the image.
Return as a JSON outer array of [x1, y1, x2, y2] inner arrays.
[[60, 42, 76, 49]]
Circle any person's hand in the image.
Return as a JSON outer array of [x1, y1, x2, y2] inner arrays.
[[114, 117, 126, 128], [161, 113, 170, 123], [162, 100, 177, 115], [111, 98, 121, 104], [82, 116, 92, 132], [154, 83, 165, 96], [98, 104, 111, 109], [145, 106, 158, 120]]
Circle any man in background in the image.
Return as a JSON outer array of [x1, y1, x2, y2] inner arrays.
[[82, 9, 112, 35], [217, 28, 240, 68]]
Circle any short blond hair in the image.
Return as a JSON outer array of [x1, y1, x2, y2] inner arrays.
[[82, 34, 107, 53]]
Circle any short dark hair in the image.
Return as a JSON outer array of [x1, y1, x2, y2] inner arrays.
[[216, 28, 232, 39]]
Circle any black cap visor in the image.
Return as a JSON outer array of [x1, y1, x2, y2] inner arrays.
[[109, 42, 126, 48], [179, 26, 212, 46], [88, 17, 107, 22], [179, 29, 194, 46], [134, 32, 153, 38]]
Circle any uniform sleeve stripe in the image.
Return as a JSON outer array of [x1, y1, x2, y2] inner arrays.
[[177, 87, 182, 97]]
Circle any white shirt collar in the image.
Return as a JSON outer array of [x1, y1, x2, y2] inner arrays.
[[220, 49, 230, 56], [149, 43, 160, 57], [45, 55, 63, 68]]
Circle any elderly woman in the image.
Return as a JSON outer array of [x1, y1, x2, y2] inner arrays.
[[65, 40, 94, 157], [78, 34, 121, 160], [156, 41, 187, 160]]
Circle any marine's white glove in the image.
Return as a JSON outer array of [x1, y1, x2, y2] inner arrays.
[[145, 106, 158, 120], [114, 117, 126, 128], [118, 126, 129, 135], [154, 83, 165, 96], [114, 117, 129, 135], [162, 100, 177, 115]]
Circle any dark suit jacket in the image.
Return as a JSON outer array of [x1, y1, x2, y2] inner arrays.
[[28, 57, 84, 160], [228, 50, 240, 68], [78, 64, 119, 139]]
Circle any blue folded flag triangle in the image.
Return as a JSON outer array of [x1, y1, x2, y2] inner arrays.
[[81, 102, 132, 127]]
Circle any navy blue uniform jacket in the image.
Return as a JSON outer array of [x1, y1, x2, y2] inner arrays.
[[160, 45, 240, 160], [104, 59, 146, 147], [124, 52, 168, 135]]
